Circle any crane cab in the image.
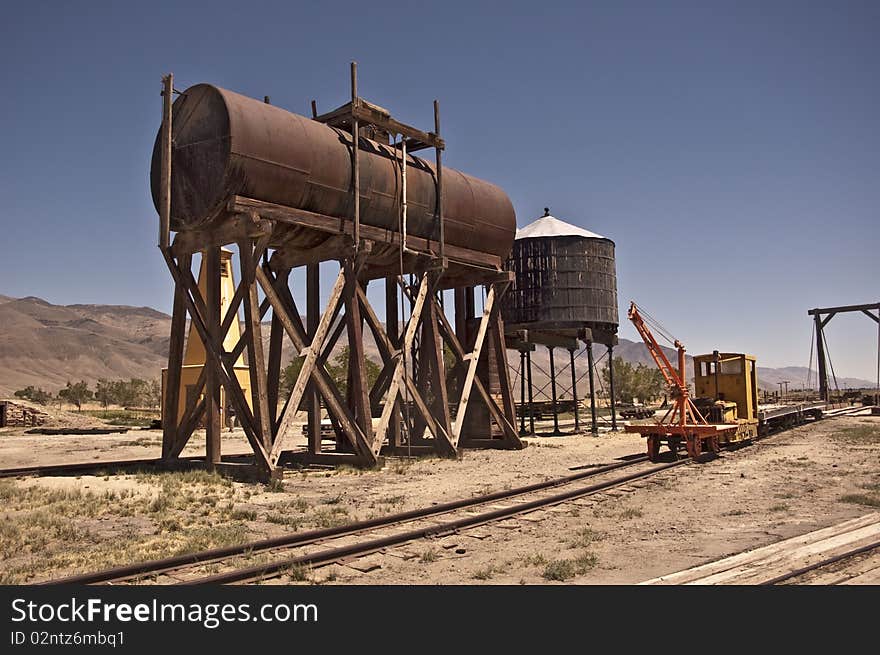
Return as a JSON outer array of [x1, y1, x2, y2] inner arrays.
[[693, 352, 759, 443]]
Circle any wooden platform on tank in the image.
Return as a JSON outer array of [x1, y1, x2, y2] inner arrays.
[[188, 195, 507, 288]]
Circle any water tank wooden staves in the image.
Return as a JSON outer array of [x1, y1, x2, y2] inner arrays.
[[502, 209, 618, 346]]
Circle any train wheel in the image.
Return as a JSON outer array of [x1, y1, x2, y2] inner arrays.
[[686, 434, 702, 459], [647, 435, 661, 462], [668, 437, 682, 459], [709, 435, 720, 454]]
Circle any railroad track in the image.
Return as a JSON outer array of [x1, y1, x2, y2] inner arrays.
[[762, 539, 880, 585], [35, 407, 873, 585], [46, 454, 689, 585]]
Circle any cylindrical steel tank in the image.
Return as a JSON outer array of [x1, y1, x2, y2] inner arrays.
[[502, 209, 618, 344], [149, 84, 515, 260]]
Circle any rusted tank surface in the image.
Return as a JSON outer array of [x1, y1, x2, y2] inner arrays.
[[149, 84, 515, 260]]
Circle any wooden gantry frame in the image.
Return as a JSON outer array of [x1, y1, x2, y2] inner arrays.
[[157, 69, 523, 481]]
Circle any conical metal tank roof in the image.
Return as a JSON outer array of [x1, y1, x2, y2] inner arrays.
[[515, 209, 609, 241]]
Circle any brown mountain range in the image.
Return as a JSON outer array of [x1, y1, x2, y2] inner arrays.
[[0, 295, 872, 398]]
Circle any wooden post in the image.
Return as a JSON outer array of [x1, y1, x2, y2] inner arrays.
[[434, 99, 444, 263], [385, 276, 402, 449], [424, 297, 452, 442], [492, 313, 517, 434], [343, 261, 373, 445], [815, 313, 828, 402], [266, 269, 289, 434], [162, 252, 190, 459], [159, 74, 172, 250], [240, 240, 272, 451], [350, 62, 360, 251], [204, 247, 222, 464], [307, 263, 322, 454]]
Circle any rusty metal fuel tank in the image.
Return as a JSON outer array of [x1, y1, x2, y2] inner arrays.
[[149, 84, 515, 261]]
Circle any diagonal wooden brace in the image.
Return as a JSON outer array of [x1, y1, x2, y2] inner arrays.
[[270, 269, 347, 462], [161, 248, 273, 472], [255, 265, 376, 465], [356, 280, 456, 455]]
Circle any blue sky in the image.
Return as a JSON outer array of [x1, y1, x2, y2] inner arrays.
[[1, 1, 877, 381]]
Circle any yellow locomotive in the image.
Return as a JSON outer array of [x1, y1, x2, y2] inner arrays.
[[692, 352, 759, 444]]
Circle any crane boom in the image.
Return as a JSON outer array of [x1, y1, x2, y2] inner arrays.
[[623, 301, 735, 461]]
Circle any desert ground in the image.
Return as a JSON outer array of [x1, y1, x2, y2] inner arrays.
[[0, 409, 878, 584]]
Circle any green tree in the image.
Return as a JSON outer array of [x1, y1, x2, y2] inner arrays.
[[602, 357, 665, 405], [148, 379, 162, 409], [13, 386, 52, 405], [327, 346, 382, 398], [279, 357, 305, 397], [94, 379, 115, 409], [58, 380, 93, 411]]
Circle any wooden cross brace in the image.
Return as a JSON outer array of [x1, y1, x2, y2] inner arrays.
[[400, 281, 523, 450], [161, 244, 274, 473], [355, 274, 457, 457], [254, 264, 377, 466]]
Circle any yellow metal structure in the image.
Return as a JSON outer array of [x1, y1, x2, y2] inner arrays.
[[161, 248, 251, 428], [693, 352, 759, 443]]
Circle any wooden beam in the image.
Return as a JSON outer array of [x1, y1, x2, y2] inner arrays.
[[162, 250, 273, 471], [229, 196, 501, 271], [161, 250, 190, 459], [306, 263, 321, 455], [433, 294, 520, 444], [365, 275, 427, 455], [172, 214, 273, 256], [255, 265, 376, 464], [159, 74, 172, 249], [240, 237, 273, 451], [204, 247, 222, 465], [270, 269, 347, 463], [344, 264, 373, 444]]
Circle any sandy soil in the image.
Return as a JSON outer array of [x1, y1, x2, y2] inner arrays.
[[0, 413, 877, 584]]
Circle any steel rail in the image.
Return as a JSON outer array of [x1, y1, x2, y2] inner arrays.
[[187, 459, 688, 585], [760, 539, 880, 586], [45, 455, 648, 585]]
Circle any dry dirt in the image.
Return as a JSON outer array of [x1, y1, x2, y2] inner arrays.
[[0, 413, 878, 584]]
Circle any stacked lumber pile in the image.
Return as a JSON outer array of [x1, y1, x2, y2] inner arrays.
[[641, 513, 880, 585]]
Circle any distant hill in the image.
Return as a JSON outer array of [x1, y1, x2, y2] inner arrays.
[[0, 297, 172, 396], [0, 295, 873, 398]]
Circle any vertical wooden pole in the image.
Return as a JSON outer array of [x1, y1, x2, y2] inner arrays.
[[815, 313, 828, 402], [386, 276, 402, 449], [205, 247, 222, 464], [350, 62, 360, 251], [240, 241, 272, 452], [433, 99, 444, 263], [424, 297, 451, 444], [343, 261, 372, 445], [162, 252, 190, 459], [266, 269, 288, 435], [492, 313, 517, 434], [159, 74, 172, 250], [307, 263, 322, 454]]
